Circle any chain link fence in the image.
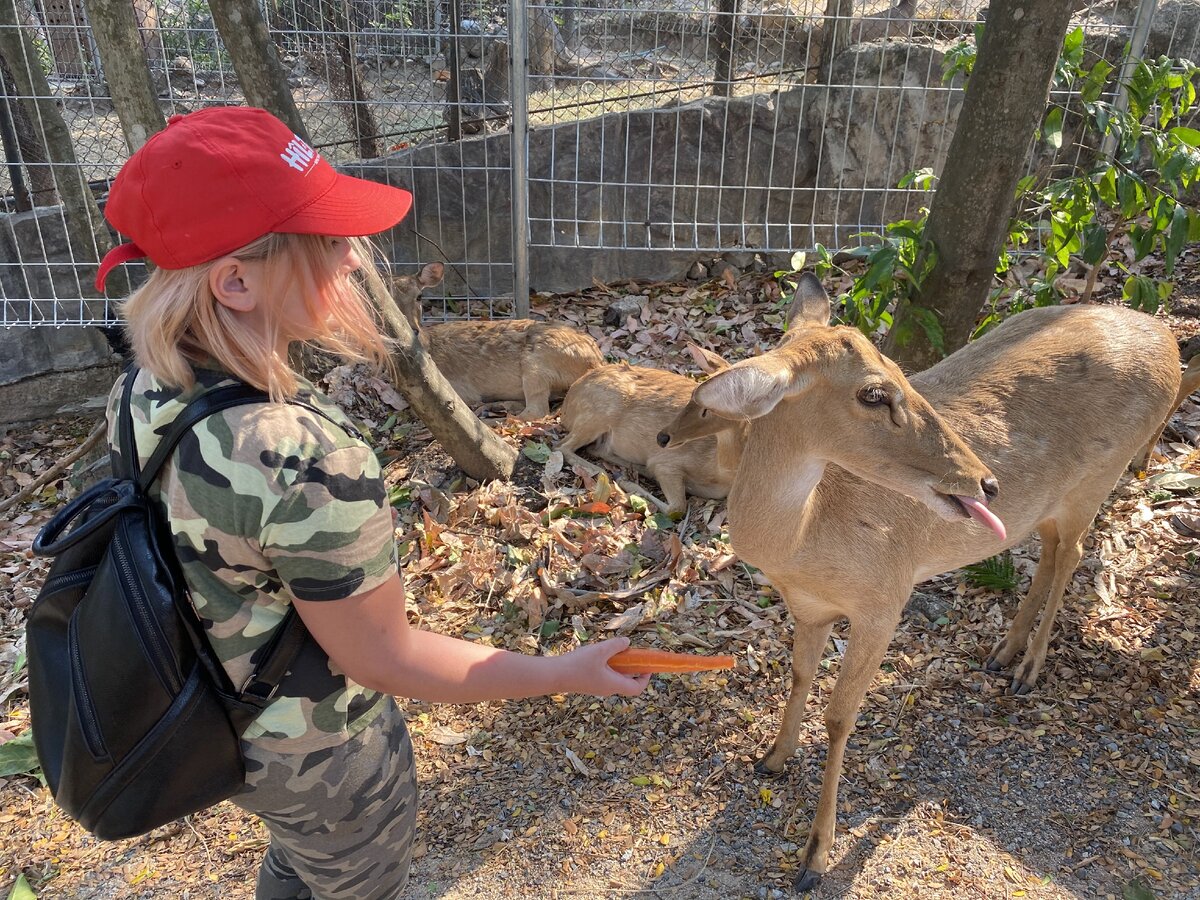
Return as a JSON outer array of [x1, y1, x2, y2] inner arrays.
[[0, 0, 1191, 328]]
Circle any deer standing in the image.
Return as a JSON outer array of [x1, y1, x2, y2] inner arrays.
[[392, 263, 603, 419], [658, 274, 1198, 891], [557, 347, 749, 516]]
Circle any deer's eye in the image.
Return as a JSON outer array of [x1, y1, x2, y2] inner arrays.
[[857, 385, 889, 407]]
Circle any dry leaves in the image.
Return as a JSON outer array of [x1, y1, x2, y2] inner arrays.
[[1, 267, 1199, 898]]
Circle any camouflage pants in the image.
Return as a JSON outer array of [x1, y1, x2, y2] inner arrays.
[[232, 697, 418, 900]]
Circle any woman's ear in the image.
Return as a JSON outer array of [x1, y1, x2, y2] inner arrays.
[[209, 256, 259, 312]]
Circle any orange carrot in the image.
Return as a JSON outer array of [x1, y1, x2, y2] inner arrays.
[[607, 648, 735, 675]]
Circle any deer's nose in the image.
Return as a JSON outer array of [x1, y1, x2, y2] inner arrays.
[[656, 432, 670, 448], [981, 476, 999, 501]]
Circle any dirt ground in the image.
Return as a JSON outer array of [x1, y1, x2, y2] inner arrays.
[[1, 258, 1199, 900]]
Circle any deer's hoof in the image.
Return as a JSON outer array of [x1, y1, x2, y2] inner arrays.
[[984, 652, 1007, 673], [794, 867, 823, 894], [1009, 677, 1036, 696], [753, 758, 787, 779]]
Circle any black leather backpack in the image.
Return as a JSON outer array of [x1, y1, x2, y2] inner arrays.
[[26, 370, 310, 840]]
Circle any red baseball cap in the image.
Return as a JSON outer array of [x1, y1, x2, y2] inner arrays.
[[95, 106, 414, 291]]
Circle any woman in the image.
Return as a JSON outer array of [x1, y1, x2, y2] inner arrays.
[[96, 106, 650, 900]]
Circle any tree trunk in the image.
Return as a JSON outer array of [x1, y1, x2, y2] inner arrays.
[[210, 0, 309, 141], [529, 7, 566, 76], [819, 0, 854, 83], [85, 0, 165, 151], [0, 53, 52, 206], [320, 0, 380, 158], [361, 267, 518, 482], [712, 0, 739, 97], [883, 0, 1075, 370], [0, 0, 109, 274]]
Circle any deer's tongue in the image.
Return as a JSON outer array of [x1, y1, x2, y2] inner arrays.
[[956, 496, 1007, 541]]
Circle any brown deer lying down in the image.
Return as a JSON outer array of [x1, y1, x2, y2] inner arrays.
[[557, 346, 749, 516], [392, 263, 604, 419], [658, 274, 1199, 892]]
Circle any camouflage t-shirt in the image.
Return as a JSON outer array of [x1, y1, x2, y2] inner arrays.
[[106, 366, 397, 754]]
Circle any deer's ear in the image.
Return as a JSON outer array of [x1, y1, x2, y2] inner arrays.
[[695, 358, 806, 419], [419, 262, 445, 287], [785, 273, 831, 330], [685, 343, 730, 374]]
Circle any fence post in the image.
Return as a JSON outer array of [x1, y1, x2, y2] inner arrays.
[[445, 0, 463, 142], [509, 0, 530, 318], [1101, 0, 1158, 159], [713, 0, 739, 97]]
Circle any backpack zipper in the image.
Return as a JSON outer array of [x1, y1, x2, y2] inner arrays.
[[112, 522, 183, 696], [38, 565, 99, 598], [68, 614, 108, 758]]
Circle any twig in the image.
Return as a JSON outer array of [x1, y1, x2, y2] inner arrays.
[[0, 419, 105, 515]]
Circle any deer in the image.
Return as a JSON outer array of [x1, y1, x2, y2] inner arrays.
[[657, 273, 1199, 892], [391, 262, 604, 419], [556, 345, 750, 517]]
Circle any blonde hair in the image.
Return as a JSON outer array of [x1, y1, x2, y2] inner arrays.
[[120, 233, 392, 401]]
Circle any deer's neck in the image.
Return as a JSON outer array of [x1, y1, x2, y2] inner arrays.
[[726, 414, 825, 572], [715, 424, 747, 477]]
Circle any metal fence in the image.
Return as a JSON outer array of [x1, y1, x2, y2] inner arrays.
[[0, 0, 1184, 327]]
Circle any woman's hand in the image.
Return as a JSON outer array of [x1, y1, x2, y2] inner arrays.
[[552, 637, 652, 698], [296, 574, 651, 703]]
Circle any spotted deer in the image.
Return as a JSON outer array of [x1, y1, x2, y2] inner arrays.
[[392, 263, 604, 419], [658, 273, 1199, 891]]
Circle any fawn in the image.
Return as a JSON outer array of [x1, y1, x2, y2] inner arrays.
[[658, 273, 1198, 891], [557, 345, 750, 516], [391, 263, 604, 419]]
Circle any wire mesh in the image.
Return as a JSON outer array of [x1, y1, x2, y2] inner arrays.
[[0, 0, 1184, 329]]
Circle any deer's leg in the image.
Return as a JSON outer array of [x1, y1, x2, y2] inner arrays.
[[986, 520, 1060, 672], [1010, 513, 1091, 695], [556, 421, 604, 455], [755, 620, 833, 777], [646, 459, 688, 516], [795, 616, 898, 893], [517, 365, 554, 420]]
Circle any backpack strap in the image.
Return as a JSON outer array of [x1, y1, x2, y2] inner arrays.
[[120, 372, 270, 491], [114, 366, 366, 716]]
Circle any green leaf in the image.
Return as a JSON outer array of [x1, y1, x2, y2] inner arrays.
[[645, 512, 676, 531], [1081, 223, 1110, 266], [1095, 167, 1118, 206], [1117, 174, 1144, 219], [898, 167, 935, 190], [1123, 274, 1160, 313], [963, 552, 1019, 592], [521, 441, 552, 464], [539, 619, 561, 638], [7, 874, 36, 900], [1043, 107, 1064, 149], [1080, 59, 1114, 102], [906, 306, 946, 357], [628, 495, 649, 514], [0, 731, 40, 779], [1062, 25, 1084, 59], [1146, 471, 1200, 491], [789, 250, 806, 272], [1165, 201, 1189, 274]]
